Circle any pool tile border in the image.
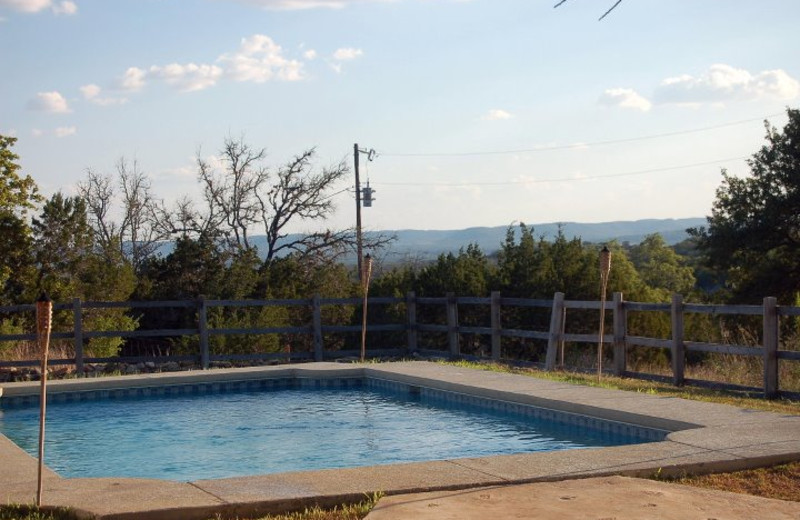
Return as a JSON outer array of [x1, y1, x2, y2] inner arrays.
[[2, 373, 667, 446]]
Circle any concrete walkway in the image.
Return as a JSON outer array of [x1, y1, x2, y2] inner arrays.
[[366, 475, 800, 520], [1, 362, 799, 519]]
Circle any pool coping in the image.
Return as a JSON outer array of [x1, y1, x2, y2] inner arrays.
[[2, 361, 799, 520]]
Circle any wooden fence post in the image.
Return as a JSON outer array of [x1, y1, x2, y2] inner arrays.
[[73, 298, 84, 377], [612, 292, 626, 376], [763, 296, 779, 398], [197, 296, 209, 369], [491, 291, 501, 361], [446, 292, 459, 357], [558, 306, 566, 368], [406, 291, 418, 354], [671, 293, 685, 386], [545, 292, 565, 371], [312, 294, 323, 361]]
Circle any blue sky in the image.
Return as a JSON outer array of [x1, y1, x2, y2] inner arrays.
[[2, 0, 799, 233]]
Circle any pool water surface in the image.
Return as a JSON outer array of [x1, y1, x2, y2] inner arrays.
[[0, 379, 659, 481]]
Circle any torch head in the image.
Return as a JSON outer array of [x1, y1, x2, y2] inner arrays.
[[599, 246, 611, 276], [362, 253, 374, 290], [36, 291, 52, 332]]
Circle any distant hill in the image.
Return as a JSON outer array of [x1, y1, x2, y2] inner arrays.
[[375, 218, 706, 261], [155, 218, 707, 262]]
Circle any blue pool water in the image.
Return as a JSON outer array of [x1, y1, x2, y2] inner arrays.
[[0, 379, 659, 481]]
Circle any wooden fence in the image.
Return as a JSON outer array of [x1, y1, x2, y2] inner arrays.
[[1, 292, 799, 398]]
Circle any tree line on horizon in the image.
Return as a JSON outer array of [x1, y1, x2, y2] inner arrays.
[[1, 108, 798, 361]]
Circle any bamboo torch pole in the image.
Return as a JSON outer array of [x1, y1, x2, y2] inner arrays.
[[36, 292, 53, 507], [598, 247, 611, 382], [360, 254, 373, 362]]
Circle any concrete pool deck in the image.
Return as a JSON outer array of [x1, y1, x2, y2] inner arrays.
[[1, 361, 799, 519]]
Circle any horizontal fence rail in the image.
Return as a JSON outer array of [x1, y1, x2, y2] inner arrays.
[[1, 292, 798, 399]]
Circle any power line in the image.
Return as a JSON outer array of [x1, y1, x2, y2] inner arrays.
[[376, 156, 748, 187], [320, 187, 351, 202], [377, 113, 783, 158]]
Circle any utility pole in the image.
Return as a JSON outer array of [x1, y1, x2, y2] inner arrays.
[[354, 143, 363, 282], [353, 143, 376, 283]]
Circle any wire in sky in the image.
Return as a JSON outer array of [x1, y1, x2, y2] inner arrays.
[[320, 187, 352, 203], [375, 156, 748, 187], [377, 113, 783, 158]]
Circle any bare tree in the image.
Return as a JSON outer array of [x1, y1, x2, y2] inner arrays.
[[197, 138, 267, 250], [256, 149, 349, 260], [78, 158, 170, 271], [117, 158, 167, 269], [78, 168, 117, 254], [194, 137, 393, 263]]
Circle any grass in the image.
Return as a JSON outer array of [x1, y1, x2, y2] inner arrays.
[[444, 359, 800, 415], [0, 505, 78, 520], [0, 495, 380, 520], [220, 497, 378, 520], [656, 461, 800, 502]]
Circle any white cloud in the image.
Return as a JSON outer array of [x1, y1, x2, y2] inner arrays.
[[482, 109, 513, 120], [329, 47, 363, 73], [31, 128, 43, 137], [654, 64, 800, 105], [79, 83, 101, 99], [0, 0, 51, 12], [80, 83, 128, 105], [149, 63, 224, 92], [598, 88, 652, 112], [110, 34, 355, 96], [27, 91, 71, 113], [52, 0, 76, 14], [218, 34, 304, 83], [119, 67, 147, 91], [751, 69, 800, 99], [55, 125, 77, 137], [333, 47, 363, 61], [0, 0, 77, 14]]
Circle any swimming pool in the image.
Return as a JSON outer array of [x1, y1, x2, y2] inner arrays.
[[0, 376, 665, 482]]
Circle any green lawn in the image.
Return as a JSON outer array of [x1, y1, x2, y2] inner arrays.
[[443, 360, 800, 416]]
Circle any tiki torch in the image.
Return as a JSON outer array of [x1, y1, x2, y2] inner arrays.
[[36, 292, 52, 507], [360, 254, 374, 362], [597, 247, 612, 382]]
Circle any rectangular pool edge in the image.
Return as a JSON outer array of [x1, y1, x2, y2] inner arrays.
[[1, 372, 669, 446], [1, 362, 697, 434]]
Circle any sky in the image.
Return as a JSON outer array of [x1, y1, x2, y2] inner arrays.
[[1, 0, 799, 235]]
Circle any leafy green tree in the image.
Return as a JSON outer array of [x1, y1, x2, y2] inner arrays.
[[496, 223, 545, 297], [416, 244, 493, 297], [257, 254, 357, 353], [0, 136, 40, 305], [0, 135, 41, 217], [690, 108, 800, 303], [32, 193, 94, 298], [0, 213, 36, 305], [537, 230, 598, 299], [371, 263, 419, 298], [628, 234, 695, 295], [496, 224, 597, 300], [139, 236, 228, 301], [31, 192, 138, 358]]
